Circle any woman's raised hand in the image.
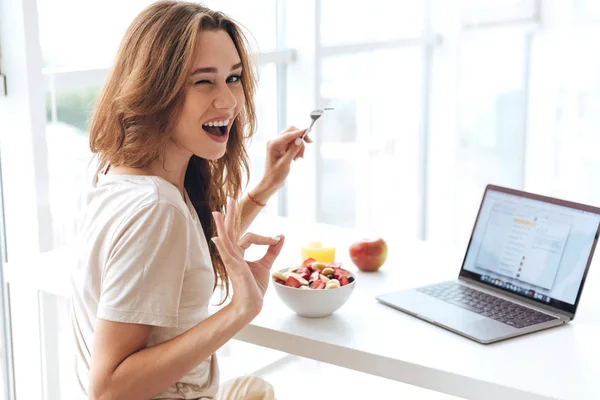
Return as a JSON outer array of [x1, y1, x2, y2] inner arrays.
[[212, 197, 285, 317], [260, 126, 312, 191]]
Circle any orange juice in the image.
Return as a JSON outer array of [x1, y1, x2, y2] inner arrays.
[[301, 241, 336, 263]]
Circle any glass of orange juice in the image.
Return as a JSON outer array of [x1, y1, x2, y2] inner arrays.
[[300, 241, 336, 263]]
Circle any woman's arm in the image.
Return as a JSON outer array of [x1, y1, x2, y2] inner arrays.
[[239, 127, 310, 232], [239, 180, 279, 233], [90, 199, 283, 400], [89, 302, 254, 400]]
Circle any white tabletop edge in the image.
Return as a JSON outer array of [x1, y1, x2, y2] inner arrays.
[[235, 324, 557, 400]]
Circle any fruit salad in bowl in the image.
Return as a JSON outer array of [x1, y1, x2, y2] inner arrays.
[[271, 258, 356, 317]]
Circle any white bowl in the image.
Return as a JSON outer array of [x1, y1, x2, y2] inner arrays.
[[272, 269, 356, 318]]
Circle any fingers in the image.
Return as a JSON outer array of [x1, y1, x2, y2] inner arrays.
[[271, 128, 307, 151], [211, 236, 231, 263], [269, 126, 312, 162], [238, 232, 281, 251], [224, 197, 236, 239], [212, 211, 238, 258], [277, 125, 312, 143], [259, 234, 285, 267], [280, 125, 298, 134], [293, 145, 305, 161], [282, 139, 303, 164]]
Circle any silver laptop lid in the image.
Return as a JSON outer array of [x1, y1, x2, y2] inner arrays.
[[459, 184, 600, 317]]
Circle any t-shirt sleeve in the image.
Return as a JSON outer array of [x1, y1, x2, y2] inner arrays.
[[97, 201, 188, 328]]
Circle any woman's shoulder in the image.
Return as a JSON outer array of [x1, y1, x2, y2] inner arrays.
[[92, 174, 189, 220]]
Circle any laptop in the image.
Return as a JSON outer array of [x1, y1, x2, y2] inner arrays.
[[376, 184, 600, 344]]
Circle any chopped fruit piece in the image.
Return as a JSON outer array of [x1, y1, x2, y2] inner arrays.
[[302, 258, 316, 268], [285, 276, 302, 288], [333, 268, 350, 280], [309, 270, 321, 282], [325, 280, 340, 289], [310, 280, 326, 290], [288, 273, 309, 286], [294, 267, 311, 280], [272, 271, 287, 281], [310, 261, 327, 271], [273, 261, 355, 290]]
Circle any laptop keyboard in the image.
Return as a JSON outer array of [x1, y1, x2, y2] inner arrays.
[[417, 282, 557, 329]]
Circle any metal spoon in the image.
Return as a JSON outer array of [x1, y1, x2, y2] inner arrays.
[[295, 108, 334, 146]]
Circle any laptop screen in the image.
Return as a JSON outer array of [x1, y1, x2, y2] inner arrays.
[[460, 186, 600, 314]]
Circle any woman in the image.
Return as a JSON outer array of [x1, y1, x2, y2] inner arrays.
[[70, 1, 309, 399]]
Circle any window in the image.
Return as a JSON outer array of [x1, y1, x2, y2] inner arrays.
[[311, 0, 427, 237], [459, 0, 539, 26], [526, 14, 600, 206], [0, 169, 11, 400], [37, 0, 156, 68], [44, 82, 97, 248], [29, 0, 598, 266], [318, 48, 422, 236], [320, 0, 423, 46], [452, 31, 529, 244], [427, 1, 535, 246], [203, 0, 278, 52], [239, 63, 281, 215], [4, 0, 600, 398]]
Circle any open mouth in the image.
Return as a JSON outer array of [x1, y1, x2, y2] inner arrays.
[[202, 119, 230, 137]]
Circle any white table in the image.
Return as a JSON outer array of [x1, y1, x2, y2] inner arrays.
[[236, 216, 600, 400], [5, 215, 600, 400]]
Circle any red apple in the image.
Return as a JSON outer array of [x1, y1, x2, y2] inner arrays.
[[349, 238, 388, 272]]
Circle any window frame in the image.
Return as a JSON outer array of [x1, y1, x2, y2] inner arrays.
[[0, 157, 15, 400]]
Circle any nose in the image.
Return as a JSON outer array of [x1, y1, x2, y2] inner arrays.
[[213, 83, 237, 110]]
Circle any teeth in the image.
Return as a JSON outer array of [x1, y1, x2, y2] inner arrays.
[[203, 119, 230, 128]]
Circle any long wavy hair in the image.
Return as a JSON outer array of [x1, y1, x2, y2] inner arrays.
[[88, 0, 257, 299]]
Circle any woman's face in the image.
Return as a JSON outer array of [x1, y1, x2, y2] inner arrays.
[[173, 29, 245, 160]]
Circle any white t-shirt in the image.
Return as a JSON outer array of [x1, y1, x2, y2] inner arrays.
[[70, 172, 219, 399]]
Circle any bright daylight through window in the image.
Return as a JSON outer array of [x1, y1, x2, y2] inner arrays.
[[1, 0, 600, 398]]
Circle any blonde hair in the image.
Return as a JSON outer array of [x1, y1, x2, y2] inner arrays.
[[89, 0, 257, 298]]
